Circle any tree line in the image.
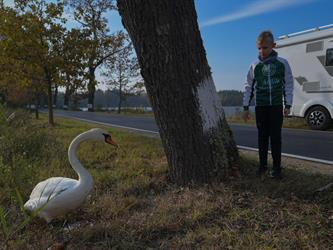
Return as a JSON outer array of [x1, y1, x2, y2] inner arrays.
[[0, 0, 142, 123], [51, 89, 150, 109], [50, 89, 243, 108]]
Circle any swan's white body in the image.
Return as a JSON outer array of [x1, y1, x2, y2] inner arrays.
[[24, 128, 114, 222]]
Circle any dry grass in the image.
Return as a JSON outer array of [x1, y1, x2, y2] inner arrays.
[[1, 115, 332, 249]]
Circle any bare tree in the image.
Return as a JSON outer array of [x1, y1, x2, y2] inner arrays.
[[69, 0, 125, 111], [104, 35, 140, 113]]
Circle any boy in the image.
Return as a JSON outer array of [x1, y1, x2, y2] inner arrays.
[[243, 31, 294, 179]]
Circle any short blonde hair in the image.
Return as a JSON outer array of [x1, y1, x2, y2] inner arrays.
[[257, 30, 274, 43]]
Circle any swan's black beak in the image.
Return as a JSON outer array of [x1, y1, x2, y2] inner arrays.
[[103, 133, 118, 147]]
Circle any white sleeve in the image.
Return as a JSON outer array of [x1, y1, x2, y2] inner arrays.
[[243, 64, 254, 109], [283, 60, 294, 107]]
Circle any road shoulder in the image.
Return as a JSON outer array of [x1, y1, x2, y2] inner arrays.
[[239, 149, 333, 176]]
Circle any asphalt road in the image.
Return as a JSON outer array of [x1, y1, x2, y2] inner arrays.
[[51, 110, 333, 164]]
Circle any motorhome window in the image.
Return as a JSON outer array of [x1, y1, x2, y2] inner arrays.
[[306, 41, 323, 53], [326, 49, 333, 66]]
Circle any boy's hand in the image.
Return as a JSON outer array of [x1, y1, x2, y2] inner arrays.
[[284, 108, 290, 117], [243, 110, 250, 122]]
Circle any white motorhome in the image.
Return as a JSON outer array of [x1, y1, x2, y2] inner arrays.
[[275, 24, 333, 130]]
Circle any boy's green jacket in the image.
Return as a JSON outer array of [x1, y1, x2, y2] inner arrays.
[[243, 50, 294, 110]]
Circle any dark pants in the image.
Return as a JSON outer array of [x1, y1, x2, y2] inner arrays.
[[255, 105, 283, 172]]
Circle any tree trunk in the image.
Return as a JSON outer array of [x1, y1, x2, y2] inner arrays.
[[42, 93, 48, 108], [64, 85, 70, 109], [34, 94, 39, 119], [118, 85, 122, 114], [118, 0, 240, 185], [73, 98, 78, 110], [46, 75, 54, 125], [0, 91, 6, 104], [53, 84, 58, 108], [87, 67, 96, 112]]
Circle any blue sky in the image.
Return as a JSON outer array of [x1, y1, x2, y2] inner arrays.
[[104, 0, 333, 91], [195, 0, 333, 91], [4, 0, 333, 91]]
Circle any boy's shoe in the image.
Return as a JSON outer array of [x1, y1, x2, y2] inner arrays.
[[269, 169, 282, 180], [256, 166, 268, 176]]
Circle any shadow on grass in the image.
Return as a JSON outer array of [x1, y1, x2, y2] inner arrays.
[[229, 156, 333, 207]]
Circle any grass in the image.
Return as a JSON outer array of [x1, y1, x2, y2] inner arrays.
[[0, 114, 332, 249]]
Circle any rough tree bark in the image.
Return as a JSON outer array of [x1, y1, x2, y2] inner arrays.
[[117, 0, 240, 185]]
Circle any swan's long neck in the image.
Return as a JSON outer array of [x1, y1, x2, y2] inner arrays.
[[68, 133, 93, 189]]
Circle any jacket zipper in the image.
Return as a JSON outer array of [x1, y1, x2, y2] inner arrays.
[[268, 64, 272, 105]]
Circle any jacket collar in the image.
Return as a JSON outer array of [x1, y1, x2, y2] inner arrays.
[[258, 50, 278, 64]]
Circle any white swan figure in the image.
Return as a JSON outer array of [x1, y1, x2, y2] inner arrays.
[[24, 128, 117, 223]]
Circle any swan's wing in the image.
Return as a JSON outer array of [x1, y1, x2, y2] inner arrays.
[[29, 177, 78, 201]]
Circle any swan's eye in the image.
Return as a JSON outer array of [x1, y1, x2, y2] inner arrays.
[[103, 133, 110, 141], [103, 133, 118, 147]]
